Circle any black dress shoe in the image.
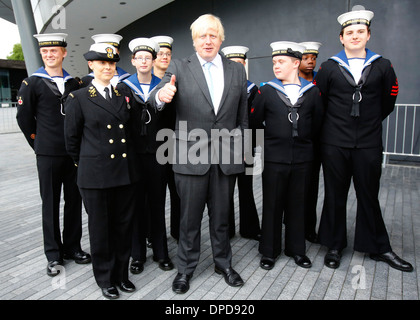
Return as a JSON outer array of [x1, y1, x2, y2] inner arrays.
[[130, 260, 144, 274], [153, 257, 174, 271], [305, 233, 319, 244], [172, 273, 192, 294], [285, 253, 312, 268], [214, 266, 244, 287], [324, 249, 342, 269], [119, 280, 136, 293], [370, 251, 414, 272], [47, 260, 64, 277], [101, 286, 119, 299], [63, 250, 91, 264], [260, 256, 275, 270]]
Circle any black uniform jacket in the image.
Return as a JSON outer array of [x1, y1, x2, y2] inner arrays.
[[246, 80, 259, 159], [315, 49, 398, 148], [250, 78, 324, 164], [64, 85, 139, 189], [16, 67, 79, 155]]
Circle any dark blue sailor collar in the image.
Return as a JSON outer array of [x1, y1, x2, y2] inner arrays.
[[267, 77, 315, 97], [122, 73, 161, 102], [330, 49, 381, 72], [32, 67, 73, 82], [247, 80, 256, 94]]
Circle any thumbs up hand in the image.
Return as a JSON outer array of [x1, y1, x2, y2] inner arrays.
[[158, 75, 177, 104], [169, 75, 176, 86]]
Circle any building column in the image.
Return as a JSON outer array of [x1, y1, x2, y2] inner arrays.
[[11, 0, 42, 75]]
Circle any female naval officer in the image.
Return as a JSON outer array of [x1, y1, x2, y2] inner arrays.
[[64, 43, 140, 299]]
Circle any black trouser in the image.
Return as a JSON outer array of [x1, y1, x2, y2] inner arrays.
[[229, 165, 261, 238], [305, 146, 322, 237], [175, 165, 236, 275], [318, 145, 392, 254], [36, 155, 82, 261], [167, 164, 181, 241], [131, 154, 169, 261], [259, 161, 311, 258], [80, 184, 136, 288]]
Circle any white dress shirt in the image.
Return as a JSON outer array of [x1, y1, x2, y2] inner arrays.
[[196, 53, 224, 114], [92, 79, 112, 100]]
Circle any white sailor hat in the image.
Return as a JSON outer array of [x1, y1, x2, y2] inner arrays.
[[91, 34, 123, 49], [299, 42, 322, 56], [129, 37, 160, 58], [150, 36, 174, 50], [337, 7, 374, 29], [270, 41, 305, 60], [221, 46, 249, 60], [83, 43, 120, 62], [33, 33, 68, 48]]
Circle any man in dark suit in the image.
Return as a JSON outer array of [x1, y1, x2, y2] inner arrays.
[[16, 33, 91, 277], [151, 14, 248, 294]]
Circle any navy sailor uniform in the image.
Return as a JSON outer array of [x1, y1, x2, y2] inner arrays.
[[315, 49, 398, 253], [117, 73, 172, 263], [229, 80, 261, 239], [16, 67, 83, 262], [250, 78, 324, 258]]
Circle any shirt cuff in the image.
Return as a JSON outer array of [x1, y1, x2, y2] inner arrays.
[[155, 89, 165, 111]]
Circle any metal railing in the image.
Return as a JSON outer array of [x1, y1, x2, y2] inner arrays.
[[382, 104, 420, 167], [0, 103, 19, 134]]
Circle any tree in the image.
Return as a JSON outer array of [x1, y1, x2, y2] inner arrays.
[[7, 43, 24, 61]]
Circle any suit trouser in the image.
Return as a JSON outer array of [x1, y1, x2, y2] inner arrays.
[[259, 161, 310, 258], [229, 166, 261, 238], [174, 165, 235, 275], [80, 184, 135, 288], [131, 154, 169, 261], [36, 155, 82, 261], [318, 145, 392, 254]]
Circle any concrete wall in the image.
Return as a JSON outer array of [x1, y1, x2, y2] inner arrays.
[[117, 0, 420, 104]]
